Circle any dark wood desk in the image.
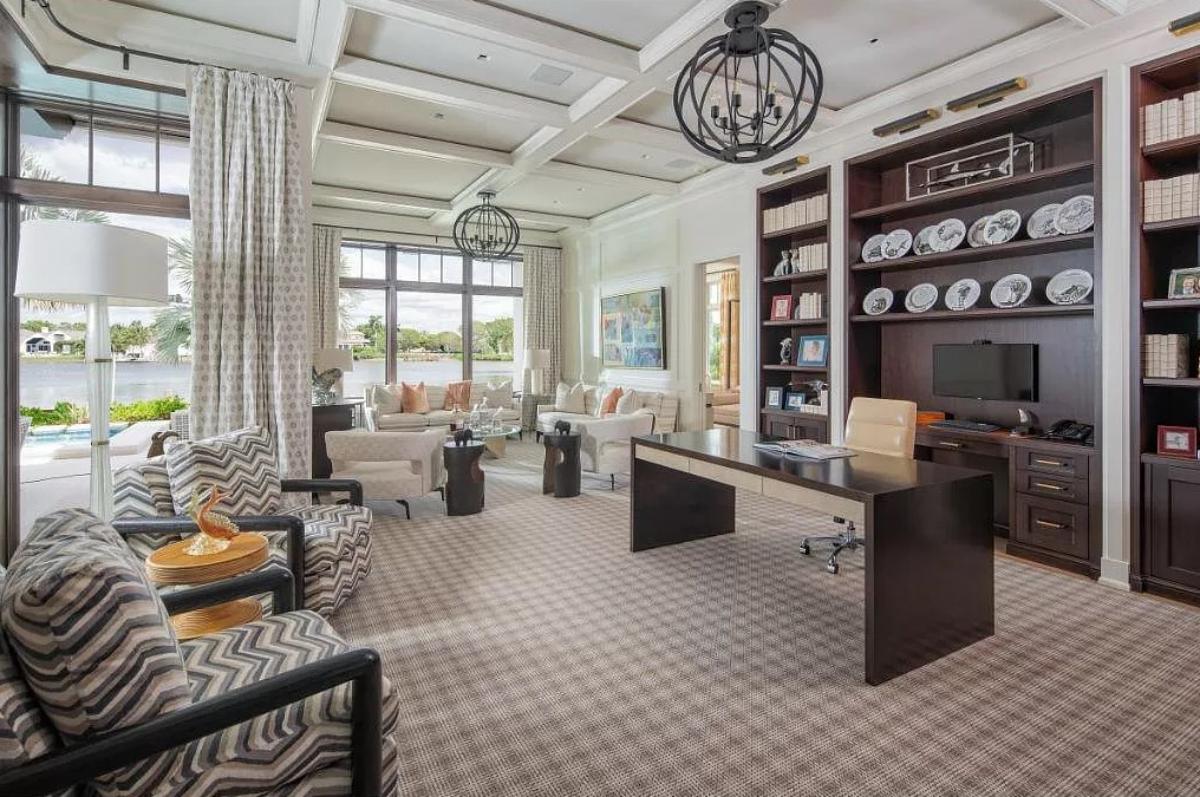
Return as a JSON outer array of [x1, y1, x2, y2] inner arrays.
[[630, 429, 994, 685]]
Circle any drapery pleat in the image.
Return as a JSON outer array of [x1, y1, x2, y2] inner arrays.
[[719, 270, 740, 389], [521, 247, 561, 393], [188, 65, 310, 479], [311, 225, 342, 350]]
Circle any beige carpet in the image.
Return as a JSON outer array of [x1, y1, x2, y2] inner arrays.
[[333, 440, 1200, 797]]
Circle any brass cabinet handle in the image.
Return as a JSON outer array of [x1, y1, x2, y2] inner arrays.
[[1034, 458, 1066, 468], [1033, 481, 1066, 491], [1035, 519, 1068, 530], [939, 441, 964, 449]]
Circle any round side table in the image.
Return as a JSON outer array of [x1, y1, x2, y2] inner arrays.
[[443, 440, 485, 515], [145, 533, 269, 640], [542, 432, 581, 498]]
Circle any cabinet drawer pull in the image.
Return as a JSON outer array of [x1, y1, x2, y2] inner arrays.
[[1033, 458, 1066, 468], [1035, 519, 1068, 530], [939, 441, 964, 449], [1033, 481, 1066, 492]]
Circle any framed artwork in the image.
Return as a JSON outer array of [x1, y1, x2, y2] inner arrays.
[[784, 390, 808, 411], [769, 294, 795, 321], [765, 385, 784, 409], [1167, 267, 1200, 299], [1157, 425, 1198, 458], [601, 287, 666, 369], [796, 334, 829, 367]]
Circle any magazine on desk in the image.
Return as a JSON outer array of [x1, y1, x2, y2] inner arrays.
[[753, 439, 857, 460]]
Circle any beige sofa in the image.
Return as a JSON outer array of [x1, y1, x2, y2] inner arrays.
[[364, 381, 521, 432]]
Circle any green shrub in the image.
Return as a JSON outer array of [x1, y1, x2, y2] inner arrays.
[[20, 395, 188, 426]]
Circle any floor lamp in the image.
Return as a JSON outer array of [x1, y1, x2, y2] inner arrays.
[[524, 348, 551, 395], [16, 220, 168, 521]]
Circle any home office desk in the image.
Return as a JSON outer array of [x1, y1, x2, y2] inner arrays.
[[630, 429, 994, 685]]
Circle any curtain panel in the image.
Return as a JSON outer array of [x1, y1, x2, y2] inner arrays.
[[719, 270, 740, 389], [188, 65, 310, 480], [521, 246, 562, 393], [311, 225, 342, 350]]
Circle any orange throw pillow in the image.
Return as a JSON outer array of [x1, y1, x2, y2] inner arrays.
[[444, 380, 472, 410], [400, 381, 431, 414], [600, 386, 623, 414]]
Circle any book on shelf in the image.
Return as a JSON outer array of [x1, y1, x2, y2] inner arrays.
[[753, 439, 855, 460], [761, 193, 828, 235], [1144, 92, 1200, 147], [1143, 334, 1191, 378], [1143, 174, 1200, 222]]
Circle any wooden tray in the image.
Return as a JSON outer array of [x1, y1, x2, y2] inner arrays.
[[146, 533, 269, 586]]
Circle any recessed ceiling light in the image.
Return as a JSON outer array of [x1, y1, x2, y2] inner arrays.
[[433, 112, 445, 119], [576, 187, 585, 192], [477, 53, 490, 61], [641, 154, 651, 160], [869, 37, 879, 44]]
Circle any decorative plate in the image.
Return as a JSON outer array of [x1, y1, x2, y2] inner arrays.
[[929, 218, 966, 253], [967, 215, 991, 248], [1054, 195, 1095, 235], [913, 225, 937, 256], [990, 273, 1033, 308], [1046, 268, 1094, 305], [861, 234, 887, 263], [945, 278, 982, 311], [863, 287, 895, 316], [1027, 203, 1061, 239], [882, 229, 913, 259], [983, 209, 1022, 245], [904, 282, 939, 314]]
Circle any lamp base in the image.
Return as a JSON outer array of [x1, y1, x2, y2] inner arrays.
[[86, 297, 115, 521]]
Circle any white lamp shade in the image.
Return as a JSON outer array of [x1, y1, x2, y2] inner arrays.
[[314, 347, 354, 373], [524, 348, 551, 369], [16, 219, 169, 306]]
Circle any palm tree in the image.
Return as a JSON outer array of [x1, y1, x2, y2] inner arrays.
[[151, 235, 192, 364]]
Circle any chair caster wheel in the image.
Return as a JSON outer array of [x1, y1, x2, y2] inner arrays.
[[826, 561, 839, 575], [800, 541, 811, 556]]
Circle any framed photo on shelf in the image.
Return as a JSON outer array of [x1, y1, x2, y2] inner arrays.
[[765, 385, 784, 409], [784, 390, 808, 411], [769, 294, 795, 321], [1157, 425, 1198, 459], [1167, 267, 1200, 299], [795, 334, 829, 367]]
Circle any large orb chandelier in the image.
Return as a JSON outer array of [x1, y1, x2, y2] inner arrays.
[[452, 190, 520, 259], [673, 1, 823, 164]]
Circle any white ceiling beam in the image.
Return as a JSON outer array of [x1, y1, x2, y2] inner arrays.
[[343, 0, 641, 80], [538, 162, 679, 196], [312, 205, 564, 246], [295, 0, 321, 63], [312, 184, 452, 213], [308, 0, 355, 160], [319, 121, 513, 168], [1036, 0, 1126, 26]]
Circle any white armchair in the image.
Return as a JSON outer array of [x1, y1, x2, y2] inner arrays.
[[571, 411, 656, 489], [325, 429, 445, 519]]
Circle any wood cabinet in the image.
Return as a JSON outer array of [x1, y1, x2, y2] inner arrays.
[[1144, 460, 1200, 593], [761, 410, 828, 442]]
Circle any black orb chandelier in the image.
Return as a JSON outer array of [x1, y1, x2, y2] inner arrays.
[[673, 1, 823, 164], [452, 190, 521, 259]]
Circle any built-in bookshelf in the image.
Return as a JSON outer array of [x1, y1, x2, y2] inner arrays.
[[757, 167, 831, 441]]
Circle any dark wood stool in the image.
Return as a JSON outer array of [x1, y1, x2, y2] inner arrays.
[[443, 441, 485, 516], [542, 432, 581, 498]]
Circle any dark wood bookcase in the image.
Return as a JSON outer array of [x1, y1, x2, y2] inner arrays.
[[1131, 47, 1200, 603], [842, 80, 1103, 576], [756, 167, 831, 442]]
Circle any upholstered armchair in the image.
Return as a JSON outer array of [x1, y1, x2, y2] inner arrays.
[[0, 509, 399, 797], [326, 429, 445, 519], [113, 426, 373, 616], [571, 411, 656, 489]]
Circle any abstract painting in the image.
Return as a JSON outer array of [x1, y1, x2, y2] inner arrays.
[[601, 287, 666, 369]]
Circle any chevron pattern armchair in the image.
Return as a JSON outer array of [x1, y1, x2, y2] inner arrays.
[[0, 509, 399, 797], [114, 426, 373, 616]]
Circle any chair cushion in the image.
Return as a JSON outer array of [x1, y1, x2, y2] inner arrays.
[[284, 504, 374, 616], [615, 388, 639, 414], [536, 411, 594, 433], [444, 380, 471, 410], [400, 382, 431, 414], [371, 384, 402, 415], [375, 412, 432, 430], [331, 462, 423, 501], [555, 382, 586, 414], [599, 386, 623, 415], [0, 509, 190, 743], [113, 456, 175, 519], [164, 425, 282, 516], [0, 567, 61, 774]]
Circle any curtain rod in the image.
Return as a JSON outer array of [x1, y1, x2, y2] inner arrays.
[[323, 224, 563, 252]]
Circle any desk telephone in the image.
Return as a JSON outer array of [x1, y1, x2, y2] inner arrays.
[[1045, 420, 1094, 446]]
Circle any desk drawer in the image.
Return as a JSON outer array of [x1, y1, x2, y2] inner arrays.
[[1015, 471, 1089, 504], [919, 434, 1005, 459], [1013, 494, 1089, 560], [1017, 447, 1089, 479]]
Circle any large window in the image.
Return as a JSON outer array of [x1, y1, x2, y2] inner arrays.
[[338, 242, 524, 389]]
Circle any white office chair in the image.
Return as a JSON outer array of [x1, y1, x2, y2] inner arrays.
[[801, 397, 917, 574]]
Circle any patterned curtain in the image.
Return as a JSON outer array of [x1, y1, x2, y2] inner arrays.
[[521, 246, 561, 393], [311, 225, 342, 350], [719, 271, 740, 389], [188, 66, 310, 480]]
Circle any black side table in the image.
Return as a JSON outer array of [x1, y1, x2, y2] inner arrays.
[[542, 432, 581, 498], [443, 441, 485, 516]]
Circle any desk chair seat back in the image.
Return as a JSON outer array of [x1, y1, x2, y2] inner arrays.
[[845, 397, 917, 459]]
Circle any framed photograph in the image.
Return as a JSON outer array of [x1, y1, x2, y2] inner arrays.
[[796, 334, 829, 367], [784, 390, 808, 411], [765, 386, 784, 409], [600, 287, 666, 369], [1167, 267, 1200, 299], [769, 294, 795, 321], [1157, 425, 1198, 459]]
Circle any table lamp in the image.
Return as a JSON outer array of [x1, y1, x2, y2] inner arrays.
[[524, 347, 551, 394], [16, 220, 168, 520], [313, 347, 354, 402]]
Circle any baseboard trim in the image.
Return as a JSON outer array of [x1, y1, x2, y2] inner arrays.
[[1099, 557, 1131, 591]]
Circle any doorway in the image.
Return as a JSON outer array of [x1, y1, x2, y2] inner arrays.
[[702, 259, 740, 430]]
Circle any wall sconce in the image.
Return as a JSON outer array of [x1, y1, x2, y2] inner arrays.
[[762, 155, 811, 177], [1169, 11, 1200, 36], [946, 78, 1029, 112], [873, 109, 941, 138]]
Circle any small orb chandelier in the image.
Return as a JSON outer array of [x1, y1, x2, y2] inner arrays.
[[673, 1, 823, 164], [452, 190, 520, 259]]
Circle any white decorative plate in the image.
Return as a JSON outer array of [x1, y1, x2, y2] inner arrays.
[[863, 287, 895, 316], [983, 209, 1022, 245], [929, 218, 966, 253], [904, 283, 939, 313], [861, 234, 887, 263], [882, 229, 913, 259], [1027, 203, 1061, 239], [913, 225, 936, 256], [945, 278, 981, 311], [990, 273, 1033, 308], [1054, 195, 1095, 235], [967, 215, 991, 248], [1046, 268, 1094, 305]]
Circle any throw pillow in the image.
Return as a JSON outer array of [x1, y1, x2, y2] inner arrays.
[[372, 384, 402, 415], [483, 379, 513, 407], [444, 380, 472, 411], [599, 386, 624, 415], [163, 425, 282, 516], [615, 388, 640, 415], [555, 381, 586, 414], [401, 381, 431, 414]]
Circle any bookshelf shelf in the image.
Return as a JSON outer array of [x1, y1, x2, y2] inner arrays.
[[763, 269, 828, 284], [850, 232, 1094, 274]]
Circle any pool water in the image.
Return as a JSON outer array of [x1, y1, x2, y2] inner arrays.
[[25, 423, 130, 450]]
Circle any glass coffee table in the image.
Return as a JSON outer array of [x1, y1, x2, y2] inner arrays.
[[474, 425, 521, 458]]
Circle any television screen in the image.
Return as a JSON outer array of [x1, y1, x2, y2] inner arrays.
[[933, 344, 1038, 401]]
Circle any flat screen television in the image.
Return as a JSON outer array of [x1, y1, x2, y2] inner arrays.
[[933, 343, 1038, 401]]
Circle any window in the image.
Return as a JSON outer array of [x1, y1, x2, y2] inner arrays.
[[339, 289, 387, 398], [340, 243, 386, 280], [395, 292, 462, 385], [472, 294, 523, 385]]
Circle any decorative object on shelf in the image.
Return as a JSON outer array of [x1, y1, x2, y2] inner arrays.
[[882, 228, 913, 259], [928, 218, 967, 252], [790, 242, 828, 273], [770, 294, 795, 320], [913, 225, 936, 256], [452, 190, 520, 259], [779, 337, 793, 365], [311, 367, 342, 406], [1157, 425, 1198, 459], [763, 193, 828, 234], [945, 278, 982, 311], [554, 420, 573, 437], [862, 287, 894, 316], [1054, 194, 1095, 234], [312, 348, 353, 405], [873, 108, 941, 138], [1027, 203, 1062, 239], [983, 208, 1022, 245], [904, 283, 939, 313], [793, 292, 823, 319], [967, 214, 991, 248], [990, 273, 1033, 308], [765, 385, 785, 409], [905, 133, 1036, 200], [773, 250, 792, 276], [861, 233, 887, 263], [783, 389, 810, 411], [1142, 173, 1200, 222], [796, 334, 829, 367], [1143, 334, 1190, 378], [601, 287, 666, 369], [1142, 91, 1200, 145], [673, 1, 823, 164], [453, 428, 475, 446], [1046, 268, 1094, 305], [1167, 266, 1200, 298], [183, 486, 240, 556], [945, 77, 1029, 113]]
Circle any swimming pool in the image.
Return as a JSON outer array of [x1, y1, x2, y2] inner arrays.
[[25, 423, 130, 451]]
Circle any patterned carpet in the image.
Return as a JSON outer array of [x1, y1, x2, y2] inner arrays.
[[333, 440, 1200, 797]]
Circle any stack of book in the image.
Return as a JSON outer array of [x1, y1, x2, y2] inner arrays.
[[762, 193, 828, 235], [793, 292, 824, 320], [1143, 334, 1191, 378], [791, 242, 828, 273], [1143, 174, 1200, 222], [1143, 93, 1200, 146]]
